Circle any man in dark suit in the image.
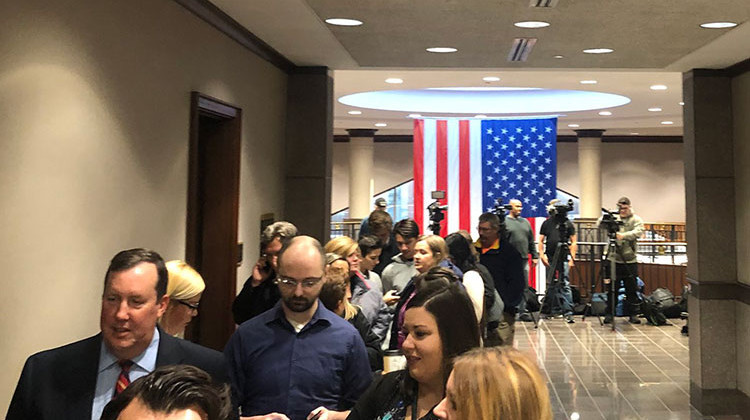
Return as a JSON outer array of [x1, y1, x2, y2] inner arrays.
[[6, 248, 228, 420]]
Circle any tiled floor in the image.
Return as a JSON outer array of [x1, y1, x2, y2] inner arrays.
[[515, 316, 739, 420]]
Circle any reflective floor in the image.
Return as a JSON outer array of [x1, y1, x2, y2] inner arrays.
[[515, 316, 739, 420]]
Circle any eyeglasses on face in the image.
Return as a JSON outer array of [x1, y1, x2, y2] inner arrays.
[[275, 276, 323, 289], [176, 300, 199, 311]]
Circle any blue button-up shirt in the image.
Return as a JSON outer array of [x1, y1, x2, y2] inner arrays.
[[225, 301, 372, 420]]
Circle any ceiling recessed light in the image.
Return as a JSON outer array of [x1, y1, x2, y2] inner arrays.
[[650, 84, 668, 91], [514, 21, 550, 28], [580, 80, 598, 85], [700, 22, 738, 29], [553, 55, 564, 59], [325, 18, 363, 26], [426, 47, 458, 53], [630, 132, 640, 135], [375, 123, 387, 127], [583, 48, 613, 54], [661, 121, 674, 125], [679, 101, 685, 106], [408, 114, 422, 118], [348, 110, 362, 115], [568, 124, 580, 128], [483, 76, 501, 82], [648, 107, 662, 112], [385, 78, 403, 84], [474, 114, 487, 118], [598, 111, 612, 116]]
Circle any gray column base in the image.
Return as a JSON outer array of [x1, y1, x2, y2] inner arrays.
[[690, 382, 750, 418]]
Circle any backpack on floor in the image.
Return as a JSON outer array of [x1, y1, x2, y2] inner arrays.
[[642, 295, 668, 326], [524, 286, 541, 313], [651, 287, 681, 318]]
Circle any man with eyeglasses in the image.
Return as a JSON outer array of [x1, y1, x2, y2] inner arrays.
[[224, 236, 371, 420], [232, 221, 297, 325]]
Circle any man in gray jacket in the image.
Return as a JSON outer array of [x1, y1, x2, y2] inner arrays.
[[604, 196, 645, 324]]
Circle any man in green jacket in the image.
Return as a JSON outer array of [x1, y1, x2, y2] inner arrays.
[[604, 196, 645, 324]]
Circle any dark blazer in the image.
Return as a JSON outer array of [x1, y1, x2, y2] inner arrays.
[[6, 328, 228, 420]]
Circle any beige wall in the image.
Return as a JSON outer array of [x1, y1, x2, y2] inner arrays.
[[732, 71, 750, 398], [0, 0, 287, 411], [332, 140, 686, 222]]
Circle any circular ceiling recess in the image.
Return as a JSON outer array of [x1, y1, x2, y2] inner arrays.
[[339, 87, 631, 114]]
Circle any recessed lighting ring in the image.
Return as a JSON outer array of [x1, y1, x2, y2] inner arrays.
[[385, 78, 404, 84], [650, 84, 668, 91], [700, 22, 738, 29], [514, 21, 550, 28], [408, 114, 422, 118], [483, 76, 501, 82], [648, 107, 662, 112], [426, 47, 458, 53], [598, 111, 612, 116], [348, 110, 362, 115], [568, 124, 580, 128], [325, 18, 363, 26], [580, 80, 598, 85], [375, 123, 387, 127], [661, 121, 674, 125], [583, 48, 613, 54]]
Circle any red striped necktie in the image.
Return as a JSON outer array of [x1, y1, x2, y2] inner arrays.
[[114, 360, 134, 397]]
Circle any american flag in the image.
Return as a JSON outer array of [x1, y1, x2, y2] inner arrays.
[[413, 117, 557, 289]]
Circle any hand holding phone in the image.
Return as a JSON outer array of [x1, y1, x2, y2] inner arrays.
[[383, 289, 401, 306]]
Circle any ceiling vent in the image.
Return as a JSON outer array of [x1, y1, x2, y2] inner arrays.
[[508, 38, 537, 62], [529, 0, 559, 7]]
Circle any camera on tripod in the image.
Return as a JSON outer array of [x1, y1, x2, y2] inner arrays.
[[427, 190, 448, 235], [548, 199, 574, 225], [599, 209, 624, 237], [491, 198, 512, 221]]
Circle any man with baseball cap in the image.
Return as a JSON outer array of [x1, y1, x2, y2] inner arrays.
[[603, 196, 645, 324], [358, 197, 388, 237]]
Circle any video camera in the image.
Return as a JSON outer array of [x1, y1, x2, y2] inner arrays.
[[549, 199, 574, 225], [427, 190, 448, 235], [599, 209, 623, 237], [491, 198, 512, 221]]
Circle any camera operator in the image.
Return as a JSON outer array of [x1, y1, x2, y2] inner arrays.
[[602, 196, 645, 324], [538, 200, 576, 323]]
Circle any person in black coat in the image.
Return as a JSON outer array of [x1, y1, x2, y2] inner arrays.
[[7, 248, 228, 420]]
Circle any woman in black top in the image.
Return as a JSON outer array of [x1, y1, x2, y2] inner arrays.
[[309, 279, 479, 420]]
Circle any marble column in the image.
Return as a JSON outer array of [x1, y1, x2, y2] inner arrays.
[[284, 67, 333, 242], [576, 129, 604, 219], [346, 129, 377, 219], [683, 69, 747, 416]]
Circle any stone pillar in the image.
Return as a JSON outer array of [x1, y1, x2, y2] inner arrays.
[[575, 129, 604, 219], [284, 67, 333, 242], [347, 129, 377, 219], [683, 69, 745, 416]]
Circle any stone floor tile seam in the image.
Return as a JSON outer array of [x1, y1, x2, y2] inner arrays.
[[612, 325, 690, 389], [631, 325, 689, 370], [519, 322, 572, 419]]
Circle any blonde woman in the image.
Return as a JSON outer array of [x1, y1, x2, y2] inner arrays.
[[159, 260, 205, 337], [434, 347, 552, 420]]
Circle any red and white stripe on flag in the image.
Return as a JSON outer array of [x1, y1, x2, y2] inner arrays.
[[413, 118, 550, 291]]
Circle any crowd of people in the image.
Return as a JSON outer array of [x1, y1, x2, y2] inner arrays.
[[7, 196, 643, 419]]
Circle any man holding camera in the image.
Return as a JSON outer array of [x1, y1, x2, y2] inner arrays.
[[603, 197, 645, 324], [538, 200, 577, 323]]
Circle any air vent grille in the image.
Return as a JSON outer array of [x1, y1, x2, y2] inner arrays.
[[508, 38, 537, 62], [529, 0, 559, 7]]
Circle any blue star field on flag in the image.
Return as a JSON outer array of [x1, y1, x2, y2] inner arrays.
[[481, 118, 557, 218]]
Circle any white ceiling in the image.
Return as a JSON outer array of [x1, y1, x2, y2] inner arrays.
[[211, 0, 749, 136]]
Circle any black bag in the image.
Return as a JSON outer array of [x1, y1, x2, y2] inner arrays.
[[651, 287, 681, 318], [524, 287, 541, 312], [591, 292, 607, 316], [642, 296, 668, 326]]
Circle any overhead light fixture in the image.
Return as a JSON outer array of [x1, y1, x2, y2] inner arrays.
[[426, 47, 457, 53], [385, 78, 403, 84], [514, 21, 550, 28], [598, 111, 612, 116], [553, 55, 564, 59], [648, 107, 662, 112], [700, 22, 738, 29], [568, 124, 580, 128], [630, 132, 640, 135], [475, 114, 488, 118], [483, 76, 501, 82], [325, 18, 363, 26], [375, 123, 387, 127], [679, 101, 685, 106], [348, 110, 362, 115], [583, 48, 613, 54], [408, 114, 422, 118], [650, 84, 668, 91], [580, 80, 597, 85], [661, 121, 674, 125]]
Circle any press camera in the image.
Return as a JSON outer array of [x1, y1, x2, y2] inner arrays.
[[427, 190, 448, 235]]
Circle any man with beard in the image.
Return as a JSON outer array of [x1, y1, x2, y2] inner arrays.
[[224, 236, 371, 420]]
